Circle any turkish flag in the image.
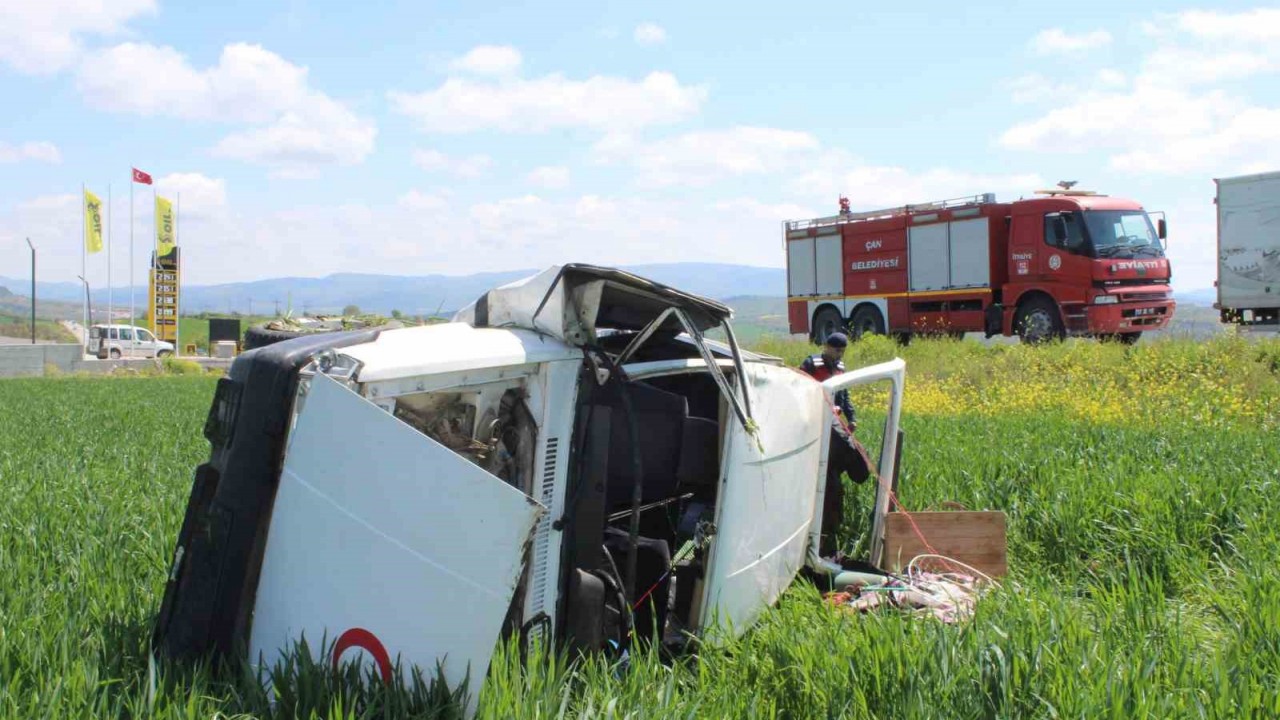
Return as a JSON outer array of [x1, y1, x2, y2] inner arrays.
[[132, 167, 153, 185]]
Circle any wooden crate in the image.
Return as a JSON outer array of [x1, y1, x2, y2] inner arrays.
[[881, 511, 1007, 578]]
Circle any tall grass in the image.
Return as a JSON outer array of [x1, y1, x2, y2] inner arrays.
[[1, 334, 1278, 718]]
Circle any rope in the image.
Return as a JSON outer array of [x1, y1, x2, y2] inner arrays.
[[631, 537, 699, 612], [887, 488, 939, 557]]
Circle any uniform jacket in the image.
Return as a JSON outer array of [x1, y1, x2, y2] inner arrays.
[[800, 354, 856, 424]]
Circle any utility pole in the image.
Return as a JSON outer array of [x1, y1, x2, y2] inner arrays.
[[26, 238, 34, 344]]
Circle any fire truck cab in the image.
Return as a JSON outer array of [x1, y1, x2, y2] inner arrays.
[[787, 189, 1176, 344]]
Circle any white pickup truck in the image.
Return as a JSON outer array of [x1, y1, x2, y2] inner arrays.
[[150, 264, 905, 713], [1216, 171, 1280, 328]]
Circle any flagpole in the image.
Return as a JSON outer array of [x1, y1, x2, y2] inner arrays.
[[130, 173, 134, 331], [107, 184, 113, 327], [153, 187, 158, 336], [176, 191, 181, 356], [81, 182, 87, 348]]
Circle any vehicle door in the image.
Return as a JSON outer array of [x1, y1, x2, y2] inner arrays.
[[1041, 210, 1092, 300], [116, 327, 137, 357], [247, 372, 545, 713], [136, 328, 158, 357], [699, 362, 828, 636]]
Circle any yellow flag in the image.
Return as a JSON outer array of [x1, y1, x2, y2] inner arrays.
[[156, 195, 176, 256], [84, 189, 103, 254]]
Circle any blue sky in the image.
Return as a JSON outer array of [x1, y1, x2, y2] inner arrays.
[[2, 1, 1278, 291]]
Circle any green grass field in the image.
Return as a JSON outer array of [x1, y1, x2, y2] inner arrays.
[[1, 334, 1279, 718], [0, 312, 76, 343]]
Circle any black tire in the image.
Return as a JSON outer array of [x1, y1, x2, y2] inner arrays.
[[157, 350, 172, 359], [849, 304, 886, 340], [243, 324, 305, 351], [1015, 296, 1065, 345], [109, 348, 121, 359], [811, 306, 846, 345]]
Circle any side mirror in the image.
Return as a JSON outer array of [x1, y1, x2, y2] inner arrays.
[[1157, 218, 1167, 240], [1051, 216, 1068, 245]]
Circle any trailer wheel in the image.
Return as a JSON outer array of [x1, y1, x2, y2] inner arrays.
[[1015, 296, 1064, 345], [811, 306, 846, 345], [849, 305, 886, 340]]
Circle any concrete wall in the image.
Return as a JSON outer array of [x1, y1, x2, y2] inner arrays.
[[70, 357, 232, 374], [0, 344, 84, 377], [0, 345, 232, 377]]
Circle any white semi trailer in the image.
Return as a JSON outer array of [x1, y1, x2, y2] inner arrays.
[[1216, 171, 1280, 329]]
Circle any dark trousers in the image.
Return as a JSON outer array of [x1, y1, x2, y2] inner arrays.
[[820, 425, 872, 557]]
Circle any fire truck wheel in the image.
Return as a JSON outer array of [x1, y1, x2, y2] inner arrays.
[[1015, 296, 1065, 345], [850, 305, 886, 339], [811, 306, 846, 345]]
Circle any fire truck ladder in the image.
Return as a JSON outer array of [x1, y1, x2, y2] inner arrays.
[[785, 193, 996, 234]]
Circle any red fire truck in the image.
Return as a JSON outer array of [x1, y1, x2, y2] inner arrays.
[[786, 188, 1176, 344]]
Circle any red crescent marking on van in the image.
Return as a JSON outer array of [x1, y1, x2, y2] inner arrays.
[[332, 627, 393, 684]]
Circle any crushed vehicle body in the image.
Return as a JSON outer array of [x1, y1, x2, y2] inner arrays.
[[151, 263, 905, 704]]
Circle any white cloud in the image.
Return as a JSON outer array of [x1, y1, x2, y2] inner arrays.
[[527, 165, 571, 189], [78, 42, 375, 175], [0, 0, 155, 74], [15, 193, 77, 214], [397, 190, 449, 211], [1003, 9, 1280, 176], [1110, 107, 1280, 174], [593, 126, 819, 186], [1175, 8, 1280, 42], [1141, 46, 1274, 86], [1004, 73, 1076, 104], [1032, 28, 1112, 55], [1097, 69, 1126, 88], [389, 71, 705, 133], [1000, 85, 1230, 151], [78, 43, 305, 121], [634, 22, 667, 45], [153, 173, 227, 218], [712, 198, 815, 222], [791, 162, 1043, 210], [449, 45, 522, 76], [412, 149, 494, 178], [0, 141, 62, 164]]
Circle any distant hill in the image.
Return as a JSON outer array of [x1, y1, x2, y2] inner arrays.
[[1174, 287, 1216, 306], [0, 263, 789, 317], [0, 287, 95, 322]]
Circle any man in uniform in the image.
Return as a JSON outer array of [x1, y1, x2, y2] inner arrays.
[[800, 332, 870, 557], [801, 333, 856, 429]]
